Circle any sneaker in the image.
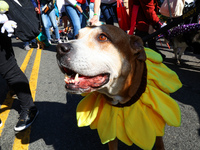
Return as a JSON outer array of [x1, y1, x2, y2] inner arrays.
[[14, 106, 39, 132], [0, 119, 2, 127], [48, 40, 52, 45], [58, 39, 62, 43], [24, 45, 31, 51]]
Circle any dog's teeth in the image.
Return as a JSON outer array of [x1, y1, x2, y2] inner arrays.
[[75, 73, 79, 82], [65, 74, 69, 79]]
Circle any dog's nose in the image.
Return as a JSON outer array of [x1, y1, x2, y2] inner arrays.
[[56, 43, 73, 54]]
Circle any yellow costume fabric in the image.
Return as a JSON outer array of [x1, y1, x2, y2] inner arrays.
[[76, 48, 182, 149]]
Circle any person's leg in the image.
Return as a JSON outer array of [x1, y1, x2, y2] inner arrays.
[[0, 38, 34, 110], [30, 39, 37, 48], [2, 63, 35, 110], [41, 12, 52, 41], [135, 30, 149, 47], [100, 3, 114, 25], [23, 41, 31, 51], [49, 9, 61, 41], [135, 29, 166, 59], [0, 32, 39, 132], [80, 3, 87, 28], [111, 2, 117, 22], [65, 4, 81, 39]]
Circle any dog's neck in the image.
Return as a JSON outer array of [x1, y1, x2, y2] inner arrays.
[[104, 63, 147, 107]]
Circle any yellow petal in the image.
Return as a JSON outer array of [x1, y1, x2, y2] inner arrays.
[[90, 95, 106, 129], [146, 59, 182, 94], [124, 101, 156, 150], [144, 105, 165, 136], [97, 102, 118, 144], [141, 86, 181, 127], [145, 48, 163, 63], [76, 92, 101, 127], [116, 108, 133, 146]]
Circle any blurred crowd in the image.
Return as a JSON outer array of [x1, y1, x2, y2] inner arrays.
[[23, 0, 200, 55]]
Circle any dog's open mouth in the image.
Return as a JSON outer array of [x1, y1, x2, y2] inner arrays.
[[62, 67, 110, 93]]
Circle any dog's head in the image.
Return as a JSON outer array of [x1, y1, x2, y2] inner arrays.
[[57, 25, 146, 105]]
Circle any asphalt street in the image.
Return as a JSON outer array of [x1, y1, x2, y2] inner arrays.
[[0, 30, 200, 150]]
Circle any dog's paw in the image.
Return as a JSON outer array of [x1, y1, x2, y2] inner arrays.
[[176, 60, 181, 65]]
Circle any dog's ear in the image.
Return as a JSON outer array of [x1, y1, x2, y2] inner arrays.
[[129, 35, 146, 61]]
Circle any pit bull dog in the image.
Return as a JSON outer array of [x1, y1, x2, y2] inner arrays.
[[56, 25, 182, 150]]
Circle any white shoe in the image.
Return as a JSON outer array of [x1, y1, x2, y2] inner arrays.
[[48, 40, 51, 44], [58, 39, 62, 43], [24, 45, 31, 51]]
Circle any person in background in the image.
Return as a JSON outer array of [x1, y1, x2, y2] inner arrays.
[[56, 0, 70, 29], [0, 0, 39, 131], [129, 0, 166, 59], [21, 0, 39, 51], [88, 0, 100, 21], [89, 0, 117, 25], [36, 0, 62, 44], [23, 39, 38, 51], [64, 0, 88, 39]]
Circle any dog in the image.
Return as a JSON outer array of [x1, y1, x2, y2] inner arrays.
[[163, 23, 200, 65], [56, 25, 181, 150]]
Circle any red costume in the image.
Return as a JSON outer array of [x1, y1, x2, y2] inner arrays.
[[129, 0, 160, 32]]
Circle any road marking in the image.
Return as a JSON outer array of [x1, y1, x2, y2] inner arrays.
[[29, 48, 42, 100], [0, 93, 14, 136], [13, 48, 42, 150], [0, 48, 34, 136], [20, 48, 34, 73]]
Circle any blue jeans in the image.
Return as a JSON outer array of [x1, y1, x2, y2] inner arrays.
[[100, 2, 117, 25], [41, 5, 60, 40], [65, 3, 87, 39], [24, 39, 37, 46]]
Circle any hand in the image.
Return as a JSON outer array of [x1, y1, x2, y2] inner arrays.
[[76, 5, 83, 13], [35, 7, 40, 14], [153, 20, 163, 30], [89, 15, 98, 25], [161, 22, 167, 28], [1, 20, 17, 37]]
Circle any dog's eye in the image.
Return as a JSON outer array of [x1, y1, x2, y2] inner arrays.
[[98, 34, 108, 41]]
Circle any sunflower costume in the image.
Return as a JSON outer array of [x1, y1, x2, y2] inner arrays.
[[76, 48, 182, 150]]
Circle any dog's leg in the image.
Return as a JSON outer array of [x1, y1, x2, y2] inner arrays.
[[108, 138, 118, 150], [173, 47, 178, 61], [177, 47, 186, 65], [174, 47, 181, 65], [155, 136, 165, 150]]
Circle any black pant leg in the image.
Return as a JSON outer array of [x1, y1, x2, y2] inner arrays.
[[0, 30, 35, 110]]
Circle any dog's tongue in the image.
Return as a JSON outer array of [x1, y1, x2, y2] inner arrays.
[[64, 73, 108, 91]]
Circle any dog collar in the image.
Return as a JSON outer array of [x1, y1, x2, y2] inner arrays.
[[114, 63, 147, 108]]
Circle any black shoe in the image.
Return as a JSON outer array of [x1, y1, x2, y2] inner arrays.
[[0, 119, 2, 127], [14, 106, 39, 132], [31, 42, 38, 48]]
